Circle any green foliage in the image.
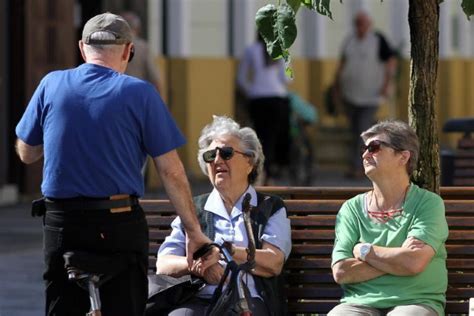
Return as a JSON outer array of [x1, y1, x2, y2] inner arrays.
[[287, 0, 301, 13], [255, 0, 334, 77], [461, 0, 474, 20], [303, 0, 333, 19], [256, 3, 297, 77]]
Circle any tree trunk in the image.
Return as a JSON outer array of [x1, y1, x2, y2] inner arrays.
[[408, 0, 440, 194]]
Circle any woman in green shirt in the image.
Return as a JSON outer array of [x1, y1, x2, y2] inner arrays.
[[329, 120, 448, 316]]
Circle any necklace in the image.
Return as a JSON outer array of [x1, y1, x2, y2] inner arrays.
[[367, 184, 410, 223]]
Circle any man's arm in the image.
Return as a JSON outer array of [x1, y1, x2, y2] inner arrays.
[[153, 150, 211, 265], [16, 139, 43, 164], [332, 258, 386, 284], [380, 56, 396, 98], [353, 237, 435, 276]]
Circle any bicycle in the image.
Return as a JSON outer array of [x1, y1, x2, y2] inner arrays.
[[63, 251, 136, 316]]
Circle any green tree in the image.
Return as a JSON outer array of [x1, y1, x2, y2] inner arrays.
[[256, 0, 474, 193]]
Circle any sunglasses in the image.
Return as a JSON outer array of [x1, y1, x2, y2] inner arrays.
[[361, 140, 392, 154], [202, 146, 252, 163]]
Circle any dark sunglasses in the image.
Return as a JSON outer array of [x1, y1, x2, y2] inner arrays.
[[202, 146, 251, 163], [361, 140, 392, 154]]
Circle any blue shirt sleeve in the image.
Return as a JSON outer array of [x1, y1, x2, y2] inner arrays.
[[141, 88, 186, 158], [261, 207, 292, 260], [16, 78, 47, 145]]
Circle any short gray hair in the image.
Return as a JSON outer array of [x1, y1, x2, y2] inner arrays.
[[197, 116, 264, 184], [361, 120, 419, 176], [83, 32, 125, 56]]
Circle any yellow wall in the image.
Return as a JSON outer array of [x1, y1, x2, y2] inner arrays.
[[438, 59, 474, 148], [168, 58, 235, 179], [151, 56, 473, 182]]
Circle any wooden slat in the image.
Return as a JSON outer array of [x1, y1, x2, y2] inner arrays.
[[446, 230, 474, 241], [291, 244, 333, 255], [289, 215, 336, 226], [287, 301, 338, 314], [286, 287, 342, 299], [146, 215, 175, 227]]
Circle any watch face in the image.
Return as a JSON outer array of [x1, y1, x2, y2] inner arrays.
[[360, 244, 371, 259], [361, 245, 369, 255]]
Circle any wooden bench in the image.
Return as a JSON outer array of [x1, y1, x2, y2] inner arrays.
[[141, 186, 474, 315]]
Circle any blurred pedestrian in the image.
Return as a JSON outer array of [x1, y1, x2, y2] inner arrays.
[[121, 11, 162, 93], [333, 11, 396, 179], [237, 33, 291, 184]]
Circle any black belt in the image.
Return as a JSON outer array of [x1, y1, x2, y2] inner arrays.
[[45, 195, 139, 212]]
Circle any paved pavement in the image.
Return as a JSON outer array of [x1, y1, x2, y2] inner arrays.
[[0, 172, 368, 316], [0, 203, 44, 316]]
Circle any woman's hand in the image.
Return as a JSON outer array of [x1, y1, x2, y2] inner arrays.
[[189, 260, 224, 285]]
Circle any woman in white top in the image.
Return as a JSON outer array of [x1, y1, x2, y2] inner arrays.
[[237, 34, 291, 183]]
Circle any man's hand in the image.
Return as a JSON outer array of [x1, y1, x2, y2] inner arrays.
[[185, 230, 212, 267]]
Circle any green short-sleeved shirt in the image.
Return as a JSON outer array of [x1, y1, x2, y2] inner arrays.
[[332, 184, 448, 316]]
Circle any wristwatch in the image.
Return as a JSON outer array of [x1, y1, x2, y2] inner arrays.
[[359, 243, 372, 261]]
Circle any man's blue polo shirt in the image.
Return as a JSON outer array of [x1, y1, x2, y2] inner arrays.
[[16, 63, 185, 198]]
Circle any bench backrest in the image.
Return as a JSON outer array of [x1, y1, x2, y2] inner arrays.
[[141, 187, 474, 315]]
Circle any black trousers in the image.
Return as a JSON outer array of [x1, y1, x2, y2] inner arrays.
[[43, 205, 149, 316], [248, 96, 290, 177]]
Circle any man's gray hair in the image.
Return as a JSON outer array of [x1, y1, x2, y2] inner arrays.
[[361, 120, 419, 176], [83, 32, 125, 56], [197, 116, 264, 184]]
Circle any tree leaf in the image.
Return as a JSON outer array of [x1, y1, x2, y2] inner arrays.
[[315, 0, 333, 20], [461, 0, 474, 20], [256, 3, 297, 60], [256, 4, 283, 58], [300, 0, 333, 20], [286, 0, 301, 14], [277, 4, 297, 49]]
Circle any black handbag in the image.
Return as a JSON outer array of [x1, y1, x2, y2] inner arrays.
[[145, 274, 205, 316]]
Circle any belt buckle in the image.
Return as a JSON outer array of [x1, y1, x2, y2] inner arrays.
[[110, 194, 132, 213]]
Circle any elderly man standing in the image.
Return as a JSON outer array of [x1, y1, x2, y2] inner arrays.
[[15, 12, 209, 316], [334, 11, 396, 179]]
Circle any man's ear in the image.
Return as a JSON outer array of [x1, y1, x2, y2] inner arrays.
[[78, 41, 87, 62], [122, 43, 133, 62]]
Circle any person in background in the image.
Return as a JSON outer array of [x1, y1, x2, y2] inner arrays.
[[237, 33, 291, 185], [155, 116, 291, 315], [15, 12, 209, 316], [329, 120, 448, 316], [333, 11, 396, 179], [121, 11, 162, 93]]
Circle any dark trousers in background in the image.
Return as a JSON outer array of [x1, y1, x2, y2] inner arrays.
[[345, 101, 378, 173], [248, 97, 290, 178], [43, 205, 149, 316]]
